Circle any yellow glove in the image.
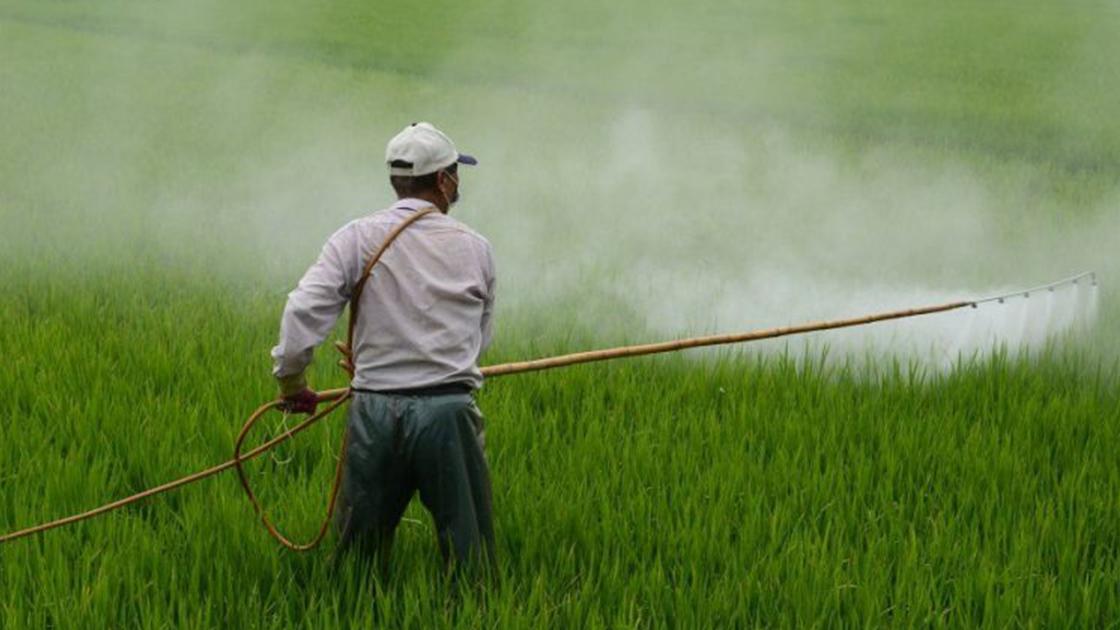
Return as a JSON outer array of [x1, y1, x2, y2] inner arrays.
[[276, 372, 308, 398]]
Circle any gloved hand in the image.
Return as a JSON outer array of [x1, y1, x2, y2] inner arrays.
[[279, 387, 319, 415], [276, 372, 318, 415]]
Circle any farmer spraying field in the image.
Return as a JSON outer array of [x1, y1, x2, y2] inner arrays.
[[4, 1, 1120, 625], [0, 106, 1104, 616], [271, 122, 496, 579], [0, 123, 1100, 562]]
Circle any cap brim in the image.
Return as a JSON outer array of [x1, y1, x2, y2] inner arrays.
[[457, 153, 478, 166]]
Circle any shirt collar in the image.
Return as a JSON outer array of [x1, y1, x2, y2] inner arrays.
[[393, 197, 439, 212]]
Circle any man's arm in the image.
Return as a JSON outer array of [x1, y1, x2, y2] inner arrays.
[[479, 243, 497, 353], [270, 227, 357, 401]]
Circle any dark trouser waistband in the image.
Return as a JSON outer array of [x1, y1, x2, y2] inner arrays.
[[352, 383, 474, 397]]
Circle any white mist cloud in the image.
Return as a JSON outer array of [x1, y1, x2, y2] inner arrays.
[[3, 1, 1113, 369], [457, 103, 1108, 368]]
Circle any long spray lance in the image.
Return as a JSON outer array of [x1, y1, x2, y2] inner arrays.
[[0, 205, 1098, 547]]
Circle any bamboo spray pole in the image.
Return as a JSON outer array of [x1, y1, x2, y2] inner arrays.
[[321, 300, 973, 401]]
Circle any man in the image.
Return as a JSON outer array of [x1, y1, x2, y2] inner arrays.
[[270, 122, 496, 579]]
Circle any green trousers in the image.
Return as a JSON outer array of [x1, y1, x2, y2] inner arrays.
[[334, 391, 495, 576]]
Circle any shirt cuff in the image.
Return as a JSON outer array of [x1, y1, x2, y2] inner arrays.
[[276, 372, 308, 397]]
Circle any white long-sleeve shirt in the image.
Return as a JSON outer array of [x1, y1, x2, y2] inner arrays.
[[271, 198, 496, 391]]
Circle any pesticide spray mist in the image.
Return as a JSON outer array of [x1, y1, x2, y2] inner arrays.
[[461, 104, 1110, 370], [0, 2, 1113, 373]]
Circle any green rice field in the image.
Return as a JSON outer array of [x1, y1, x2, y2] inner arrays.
[[2, 1, 1119, 627]]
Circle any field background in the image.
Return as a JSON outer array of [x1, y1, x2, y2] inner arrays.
[[1, 1, 1119, 627]]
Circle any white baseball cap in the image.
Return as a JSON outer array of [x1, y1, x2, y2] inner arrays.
[[385, 122, 478, 176]]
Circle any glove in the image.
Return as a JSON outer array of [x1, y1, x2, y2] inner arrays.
[[276, 372, 318, 415], [279, 387, 319, 415]]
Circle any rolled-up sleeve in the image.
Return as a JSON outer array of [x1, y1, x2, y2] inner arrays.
[[271, 226, 358, 390]]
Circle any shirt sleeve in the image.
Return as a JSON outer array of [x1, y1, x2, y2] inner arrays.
[[479, 242, 497, 354], [270, 226, 358, 390]]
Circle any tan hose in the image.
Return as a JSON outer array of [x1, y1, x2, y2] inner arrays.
[[231, 206, 437, 550], [0, 211, 976, 547]]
